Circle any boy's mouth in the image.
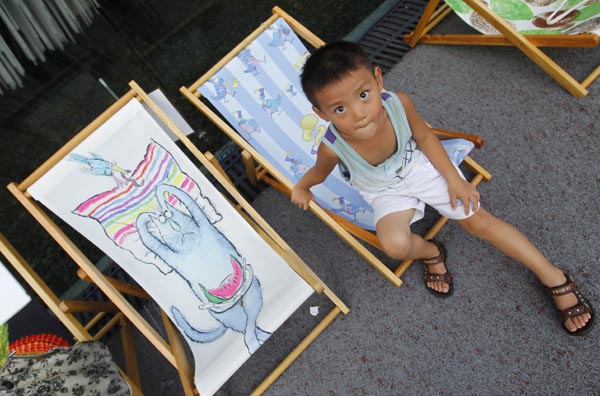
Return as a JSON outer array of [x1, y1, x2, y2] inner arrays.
[[355, 122, 370, 130]]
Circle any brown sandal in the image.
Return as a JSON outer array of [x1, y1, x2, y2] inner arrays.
[[422, 239, 453, 298], [546, 271, 595, 336]]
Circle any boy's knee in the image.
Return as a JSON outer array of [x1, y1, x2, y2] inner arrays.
[[379, 234, 412, 259], [458, 209, 495, 237]]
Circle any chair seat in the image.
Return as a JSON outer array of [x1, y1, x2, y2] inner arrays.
[[446, 0, 600, 35]]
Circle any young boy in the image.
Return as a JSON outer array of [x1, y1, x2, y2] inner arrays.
[[291, 41, 594, 335]]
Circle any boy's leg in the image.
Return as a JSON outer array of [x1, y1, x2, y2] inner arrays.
[[376, 209, 451, 294], [457, 208, 592, 332]]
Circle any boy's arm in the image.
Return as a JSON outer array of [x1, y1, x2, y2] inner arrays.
[[291, 142, 339, 210], [396, 92, 480, 214]]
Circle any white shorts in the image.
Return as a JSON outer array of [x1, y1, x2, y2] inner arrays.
[[361, 150, 480, 226]]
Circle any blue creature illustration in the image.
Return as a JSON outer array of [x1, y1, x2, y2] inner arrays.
[[331, 196, 367, 222], [136, 184, 271, 354], [233, 110, 261, 138], [69, 152, 143, 188], [268, 23, 293, 49], [284, 151, 309, 178], [286, 84, 298, 98], [209, 76, 237, 103], [256, 88, 282, 119], [237, 48, 265, 75]]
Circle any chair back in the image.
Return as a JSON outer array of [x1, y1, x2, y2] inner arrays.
[[25, 95, 314, 396]]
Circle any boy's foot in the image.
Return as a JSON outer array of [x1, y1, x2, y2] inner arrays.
[[546, 271, 595, 336], [422, 239, 453, 297]]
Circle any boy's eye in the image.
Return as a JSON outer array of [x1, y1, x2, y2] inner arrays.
[[334, 106, 345, 114], [359, 91, 369, 100]]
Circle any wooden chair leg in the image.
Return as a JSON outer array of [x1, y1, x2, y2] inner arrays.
[[582, 64, 600, 89], [242, 150, 258, 187], [205, 151, 234, 185], [160, 310, 196, 396], [408, 0, 442, 47], [120, 316, 141, 391]]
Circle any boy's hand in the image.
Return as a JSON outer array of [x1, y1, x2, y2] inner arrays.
[[448, 178, 480, 215], [291, 186, 315, 211]]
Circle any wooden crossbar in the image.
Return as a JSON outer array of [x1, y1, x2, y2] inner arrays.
[[407, 0, 600, 97]]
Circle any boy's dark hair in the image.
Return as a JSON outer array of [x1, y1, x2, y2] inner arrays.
[[301, 41, 374, 108]]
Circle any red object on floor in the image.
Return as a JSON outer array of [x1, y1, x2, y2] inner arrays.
[[9, 333, 71, 354]]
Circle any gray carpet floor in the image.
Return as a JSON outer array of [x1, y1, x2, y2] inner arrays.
[[118, 13, 600, 396]]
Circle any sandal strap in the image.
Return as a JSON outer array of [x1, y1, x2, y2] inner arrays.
[[424, 272, 452, 285], [546, 271, 577, 296], [559, 302, 592, 320], [421, 240, 445, 266]]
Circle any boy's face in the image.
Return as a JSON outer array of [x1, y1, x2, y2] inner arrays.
[[312, 66, 385, 141]]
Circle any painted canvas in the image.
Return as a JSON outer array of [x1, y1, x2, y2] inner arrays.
[[445, 0, 600, 35], [27, 99, 314, 396]]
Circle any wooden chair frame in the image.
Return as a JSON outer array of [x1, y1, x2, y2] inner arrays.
[[7, 81, 349, 396], [0, 232, 143, 396], [405, 0, 600, 97], [180, 6, 492, 288]]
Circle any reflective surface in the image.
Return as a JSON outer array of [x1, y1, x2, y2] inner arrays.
[[0, 0, 385, 294]]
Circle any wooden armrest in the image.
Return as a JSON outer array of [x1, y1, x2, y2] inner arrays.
[[432, 127, 484, 149]]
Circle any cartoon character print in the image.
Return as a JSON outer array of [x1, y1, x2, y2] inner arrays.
[[208, 76, 237, 103], [237, 48, 265, 76], [255, 88, 282, 119], [286, 84, 298, 98], [294, 51, 310, 71], [331, 196, 367, 222], [68, 152, 144, 188], [299, 114, 326, 155], [284, 151, 309, 178], [136, 184, 271, 354], [267, 22, 294, 49], [232, 110, 261, 139]]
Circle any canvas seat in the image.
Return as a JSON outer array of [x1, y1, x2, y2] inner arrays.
[[405, 0, 600, 97], [180, 6, 492, 287], [7, 82, 349, 396]]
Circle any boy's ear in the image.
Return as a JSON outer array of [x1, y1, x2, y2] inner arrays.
[[374, 66, 384, 91], [312, 105, 329, 122]]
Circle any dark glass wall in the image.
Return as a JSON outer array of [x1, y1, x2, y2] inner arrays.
[[0, 0, 385, 294]]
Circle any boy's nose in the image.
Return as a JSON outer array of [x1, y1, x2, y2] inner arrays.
[[352, 107, 367, 121]]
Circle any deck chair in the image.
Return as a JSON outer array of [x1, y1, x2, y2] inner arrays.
[[0, 232, 143, 396], [180, 6, 492, 287], [405, 0, 600, 97], [7, 81, 349, 396]]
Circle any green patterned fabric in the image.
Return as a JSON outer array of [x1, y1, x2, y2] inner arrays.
[[0, 322, 8, 366], [445, 0, 600, 35]]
